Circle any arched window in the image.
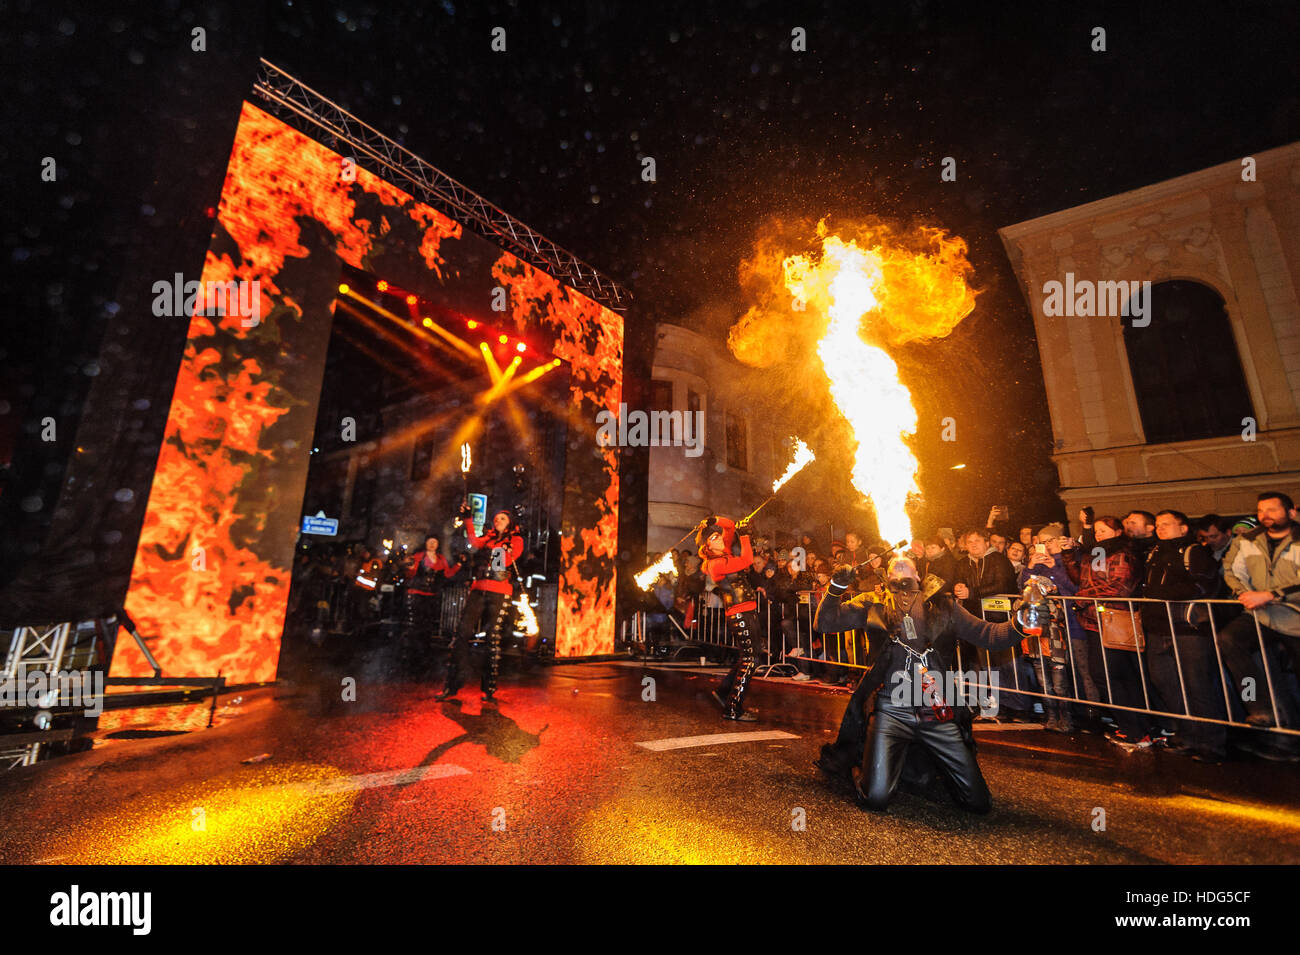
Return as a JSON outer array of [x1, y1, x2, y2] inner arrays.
[[1123, 280, 1253, 444]]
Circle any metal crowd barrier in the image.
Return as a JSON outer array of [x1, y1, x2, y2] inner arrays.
[[963, 593, 1300, 738], [623, 589, 1300, 740], [623, 592, 869, 679]]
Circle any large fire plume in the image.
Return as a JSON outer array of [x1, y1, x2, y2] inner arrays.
[[731, 220, 976, 543]]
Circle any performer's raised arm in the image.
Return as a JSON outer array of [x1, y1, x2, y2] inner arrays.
[[814, 566, 871, 632], [948, 599, 1027, 652]]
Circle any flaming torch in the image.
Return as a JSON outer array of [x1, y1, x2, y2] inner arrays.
[[634, 551, 678, 592], [456, 442, 471, 528], [735, 436, 816, 527], [634, 436, 816, 591]]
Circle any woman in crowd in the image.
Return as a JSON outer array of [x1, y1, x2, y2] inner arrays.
[[1058, 516, 1151, 748]]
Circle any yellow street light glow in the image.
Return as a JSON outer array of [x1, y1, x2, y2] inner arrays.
[[951, 463, 966, 470]]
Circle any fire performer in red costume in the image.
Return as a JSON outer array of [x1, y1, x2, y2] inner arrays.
[[435, 506, 524, 703], [697, 515, 762, 721]]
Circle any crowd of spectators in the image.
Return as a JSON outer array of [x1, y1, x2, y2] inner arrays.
[[643, 490, 1300, 762]]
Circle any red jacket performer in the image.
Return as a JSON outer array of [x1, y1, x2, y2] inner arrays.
[[405, 534, 463, 642], [435, 507, 525, 703], [698, 515, 761, 721], [406, 535, 462, 595]]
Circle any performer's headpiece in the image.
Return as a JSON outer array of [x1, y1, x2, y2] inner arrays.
[[696, 516, 733, 559]]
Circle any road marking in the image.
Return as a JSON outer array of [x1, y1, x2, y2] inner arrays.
[[635, 730, 799, 751], [277, 764, 470, 795]]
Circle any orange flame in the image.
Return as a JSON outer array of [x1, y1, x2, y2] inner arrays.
[[732, 220, 976, 544], [635, 550, 677, 591], [772, 437, 815, 493]]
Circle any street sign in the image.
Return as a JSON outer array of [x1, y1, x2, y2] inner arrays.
[[302, 511, 339, 536], [469, 493, 487, 536]]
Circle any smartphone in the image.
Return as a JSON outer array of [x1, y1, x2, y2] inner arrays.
[[1082, 506, 1095, 523], [1034, 543, 1048, 555]]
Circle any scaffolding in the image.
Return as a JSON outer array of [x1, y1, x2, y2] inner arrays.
[[250, 59, 631, 313]]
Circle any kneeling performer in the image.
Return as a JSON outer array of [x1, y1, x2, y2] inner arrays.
[[697, 515, 761, 722], [815, 556, 1027, 814], [435, 506, 524, 703]]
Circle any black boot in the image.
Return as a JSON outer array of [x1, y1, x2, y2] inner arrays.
[[435, 662, 461, 701]]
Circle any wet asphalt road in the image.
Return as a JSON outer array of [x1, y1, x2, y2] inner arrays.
[[2, 659, 1298, 864]]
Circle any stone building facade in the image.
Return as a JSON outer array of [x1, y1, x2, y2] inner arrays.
[[646, 322, 800, 552], [999, 143, 1300, 519]]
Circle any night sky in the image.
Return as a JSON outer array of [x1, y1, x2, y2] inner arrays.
[[258, 1, 1300, 532], [5, 1, 1300, 577]]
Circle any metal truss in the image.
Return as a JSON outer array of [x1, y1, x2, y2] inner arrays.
[[3, 623, 71, 681], [251, 59, 632, 313], [1, 624, 72, 771]]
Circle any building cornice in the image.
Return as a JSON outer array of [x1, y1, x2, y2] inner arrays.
[[999, 142, 1300, 242]]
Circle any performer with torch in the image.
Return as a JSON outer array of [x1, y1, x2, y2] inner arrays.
[[632, 439, 815, 721], [633, 439, 815, 593], [694, 513, 763, 720], [435, 505, 524, 703], [434, 441, 524, 703]]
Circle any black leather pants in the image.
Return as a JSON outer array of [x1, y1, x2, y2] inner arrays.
[[858, 700, 992, 814], [443, 589, 510, 696], [717, 609, 758, 716]]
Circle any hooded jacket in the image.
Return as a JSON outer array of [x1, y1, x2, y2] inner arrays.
[[1223, 524, 1300, 636]]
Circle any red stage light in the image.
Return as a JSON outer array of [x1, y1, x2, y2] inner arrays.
[[406, 294, 417, 305], [377, 280, 389, 292], [498, 334, 508, 345], [516, 342, 526, 353]]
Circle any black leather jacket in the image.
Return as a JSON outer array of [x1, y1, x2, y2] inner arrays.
[[815, 575, 1025, 709]]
